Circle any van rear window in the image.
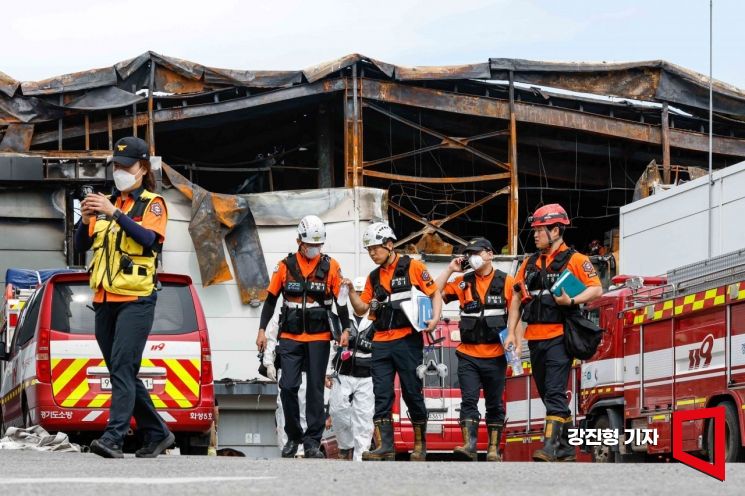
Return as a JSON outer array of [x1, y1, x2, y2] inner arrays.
[[51, 282, 198, 335]]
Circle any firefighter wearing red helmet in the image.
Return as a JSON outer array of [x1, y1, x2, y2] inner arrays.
[[504, 204, 603, 461]]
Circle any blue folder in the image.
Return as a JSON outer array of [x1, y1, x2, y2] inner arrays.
[[550, 269, 586, 298]]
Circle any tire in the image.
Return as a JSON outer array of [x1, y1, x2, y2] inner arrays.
[[591, 414, 617, 463], [707, 401, 744, 463], [178, 436, 209, 456]]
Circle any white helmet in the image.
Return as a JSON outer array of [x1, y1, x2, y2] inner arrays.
[[353, 276, 367, 292], [297, 215, 326, 244], [362, 222, 396, 248]]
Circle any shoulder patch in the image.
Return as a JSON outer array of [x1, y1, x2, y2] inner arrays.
[[150, 201, 163, 216], [458, 280, 467, 290], [421, 270, 431, 281], [273, 264, 280, 273], [582, 261, 594, 273]]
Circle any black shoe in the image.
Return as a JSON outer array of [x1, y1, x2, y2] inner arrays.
[[135, 432, 175, 458], [90, 438, 124, 459], [304, 444, 325, 459], [282, 439, 301, 458]]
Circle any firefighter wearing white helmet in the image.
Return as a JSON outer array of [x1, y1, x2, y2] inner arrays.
[[327, 275, 376, 461], [344, 222, 443, 461], [256, 215, 350, 459]]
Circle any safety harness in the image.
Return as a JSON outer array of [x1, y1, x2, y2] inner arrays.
[[279, 253, 333, 334], [458, 269, 507, 344]]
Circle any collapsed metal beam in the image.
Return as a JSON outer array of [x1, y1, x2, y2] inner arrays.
[[363, 170, 509, 183], [390, 202, 467, 246], [363, 102, 511, 171], [359, 78, 745, 157]]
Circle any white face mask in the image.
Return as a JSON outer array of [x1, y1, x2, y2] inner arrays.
[[468, 254, 485, 271], [303, 246, 321, 259], [113, 167, 141, 192]]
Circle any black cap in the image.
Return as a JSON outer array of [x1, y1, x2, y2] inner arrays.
[[110, 136, 149, 167], [461, 237, 494, 254]]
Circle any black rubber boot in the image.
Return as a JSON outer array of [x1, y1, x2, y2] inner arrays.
[[453, 419, 479, 461], [337, 448, 353, 460], [532, 416, 564, 462], [410, 420, 427, 462], [556, 417, 577, 462], [486, 423, 504, 462], [362, 418, 395, 461], [281, 439, 301, 458]]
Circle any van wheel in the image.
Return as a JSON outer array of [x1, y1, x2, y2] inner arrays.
[[178, 437, 209, 455], [591, 414, 617, 463], [707, 401, 744, 463]]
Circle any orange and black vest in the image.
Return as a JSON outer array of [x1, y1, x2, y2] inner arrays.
[[522, 249, 575, 324], [369, 255, 413, 332], [458, 270, 507, 344], [279, 253, 333, 334]]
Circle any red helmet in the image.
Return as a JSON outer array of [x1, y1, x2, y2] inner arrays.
[[529, 204, 570, 227]]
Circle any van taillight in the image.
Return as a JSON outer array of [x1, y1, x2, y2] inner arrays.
[[36, 327, 51, 383], [200, 331, 212, 382]]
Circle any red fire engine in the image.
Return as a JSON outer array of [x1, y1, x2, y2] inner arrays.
[[504, 249, 745, 463]]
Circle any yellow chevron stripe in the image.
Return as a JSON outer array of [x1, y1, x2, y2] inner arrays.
[[51, 358, 62, 372], [164, 381, 193, 408], [714, 295, 725, 305], [684, 294, 696, 305], [52, 359, 88, 396], [61, 379, 90, 408], [663, 300, 673, 310], [692, 300, 705, 311], [165, 359, 199, 397], [150, 394, 167, 409], [87, 393, 110, 408], [190, 358, 200, 371], [705, 289, 718, 299]]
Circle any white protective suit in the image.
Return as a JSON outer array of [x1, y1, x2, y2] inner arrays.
[[328, 314, 375, 461], [265, 316, 307, 455]]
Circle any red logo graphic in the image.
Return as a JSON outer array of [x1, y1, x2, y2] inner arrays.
[[150, 342, 166, 351], [688, 334, 714, 370], [672, 407, 725, 481]]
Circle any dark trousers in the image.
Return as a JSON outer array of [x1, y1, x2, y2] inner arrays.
[[278, 338, 330, 448], [371, 332, 427, 422], [457, 352, 507, 424], [94, 293, 168, 445], [528, 335, 572, 417]]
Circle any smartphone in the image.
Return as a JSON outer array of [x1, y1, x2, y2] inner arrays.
[[459, 257, 471, 271]]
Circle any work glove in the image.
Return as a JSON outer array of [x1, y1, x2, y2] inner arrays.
[[266, 364, 277, 382]]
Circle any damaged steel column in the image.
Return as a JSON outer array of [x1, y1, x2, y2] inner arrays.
[[344, 65, 363, 187], [508, 71, 519, 255]]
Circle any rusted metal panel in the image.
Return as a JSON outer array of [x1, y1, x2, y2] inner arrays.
[[63, 86, 144, 110], [21, 67, 117, 96], [0, 124, 33, 152], [203, 67, 303, 88], [162, 164, 270, 301], [154, 64, 206, 94], [0, 93, 63, 124], [395, 62, 490, 81], [0, 70, 20, 98], [303, 54, 395, 83]]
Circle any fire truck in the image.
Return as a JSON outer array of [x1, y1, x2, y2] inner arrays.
[[503, 248, 745, 463]]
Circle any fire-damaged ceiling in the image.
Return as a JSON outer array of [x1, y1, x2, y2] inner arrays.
[[2, 51, 745, 259]]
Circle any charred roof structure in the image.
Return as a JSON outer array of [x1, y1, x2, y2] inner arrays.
[[3, 51, 745, 257]]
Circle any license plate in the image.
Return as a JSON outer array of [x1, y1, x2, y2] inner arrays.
[[428, 412, 445, 421], [101, 377, 153, 390]]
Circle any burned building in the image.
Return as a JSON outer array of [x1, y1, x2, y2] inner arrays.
[[2, 52, 745, 280]]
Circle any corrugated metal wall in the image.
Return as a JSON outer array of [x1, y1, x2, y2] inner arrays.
[[0, 189, 67, 287]]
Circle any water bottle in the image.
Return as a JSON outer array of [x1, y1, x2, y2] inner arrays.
[[505, 345, 524, 376], [337, 284, 349, 306]]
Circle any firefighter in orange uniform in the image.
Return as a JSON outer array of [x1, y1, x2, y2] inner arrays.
[[436, 237, 512, 462], [505, 204, 603, 461], [346, 222, 442, 462], [255, 215, 350, 459], [74, 136, 173, 459]]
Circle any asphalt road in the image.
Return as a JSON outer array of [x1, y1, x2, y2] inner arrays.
[[0, 451, 742, 496]]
